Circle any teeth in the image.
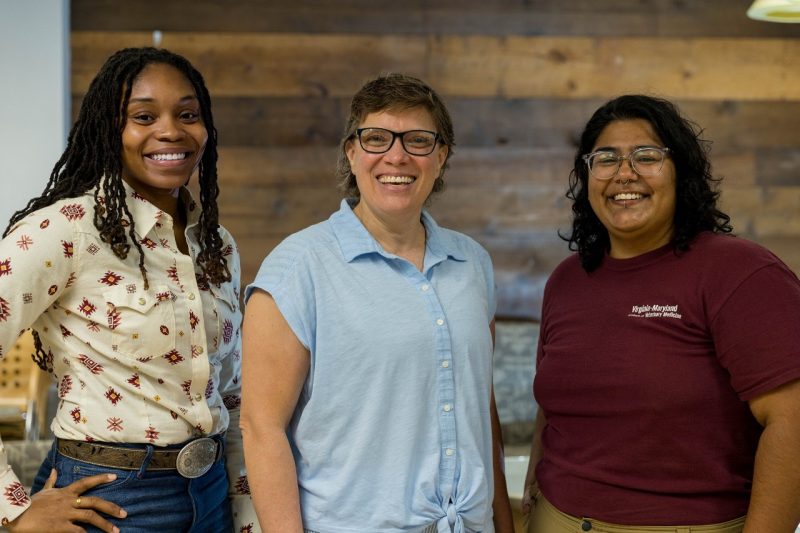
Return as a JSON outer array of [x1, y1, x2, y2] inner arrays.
[[379, 175, 414, 184], [614, 193, 643, 201], [150, 153, 187, 161]]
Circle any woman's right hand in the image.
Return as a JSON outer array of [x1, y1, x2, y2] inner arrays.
[[521, 475, 538, 515], [6, 469, 127, 533], [523, 409, 547, 516]]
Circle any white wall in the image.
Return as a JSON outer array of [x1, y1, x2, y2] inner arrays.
[[0, 0, 69, 229]]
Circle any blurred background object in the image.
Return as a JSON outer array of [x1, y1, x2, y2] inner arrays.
[[0, 331, 50, 442], [748, 0, 800, 22]]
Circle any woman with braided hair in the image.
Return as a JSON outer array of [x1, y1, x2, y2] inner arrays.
[[0, 47, 257, 532]]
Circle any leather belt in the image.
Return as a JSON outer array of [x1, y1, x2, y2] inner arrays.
[[57, 436, 222, 479]]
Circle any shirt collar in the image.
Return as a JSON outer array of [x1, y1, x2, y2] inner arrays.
[[96, 178, 201, 237], [330, 198, 466, 266]]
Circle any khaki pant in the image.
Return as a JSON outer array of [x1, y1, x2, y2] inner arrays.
[[526, 492, 745, 533]]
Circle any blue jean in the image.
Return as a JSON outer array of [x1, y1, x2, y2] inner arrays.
[[31, 439, 233, 533]]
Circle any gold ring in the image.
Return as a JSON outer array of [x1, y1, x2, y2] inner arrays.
[[75, 497, 81, 507]]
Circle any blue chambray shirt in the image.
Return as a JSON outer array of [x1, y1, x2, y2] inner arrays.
[[245, 199, 497, 533]]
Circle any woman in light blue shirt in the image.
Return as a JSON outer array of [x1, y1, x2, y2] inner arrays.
[[241, 73, 513, 533]]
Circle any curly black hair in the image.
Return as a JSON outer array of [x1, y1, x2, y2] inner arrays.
[[3, 47, 230, 370], [563, 94, 732, 272]]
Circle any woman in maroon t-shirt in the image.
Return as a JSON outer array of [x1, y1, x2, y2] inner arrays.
[[522, 95, 800, 532]]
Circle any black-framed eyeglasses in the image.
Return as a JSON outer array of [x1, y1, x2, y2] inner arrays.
[[354, 128, 441, 156], [582, 147, 671, 180]]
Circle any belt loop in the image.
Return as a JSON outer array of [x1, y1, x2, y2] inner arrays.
[[215, 432, 226, 460], [137, 444, 155, 478], [48, 439, 59, 466]]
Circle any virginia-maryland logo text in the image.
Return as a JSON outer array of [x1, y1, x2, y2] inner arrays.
[[628, 304, 682, 319]]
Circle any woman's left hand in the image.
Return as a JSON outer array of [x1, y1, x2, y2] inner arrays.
[[6, 469, 127, 533]]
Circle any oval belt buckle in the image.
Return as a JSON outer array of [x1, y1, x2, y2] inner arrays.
[[176, 437, 217, 478]]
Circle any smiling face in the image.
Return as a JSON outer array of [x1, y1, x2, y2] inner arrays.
[[345, 106, 448, 227], [120, 62, 208, 213], [588, 119, 677, 258]]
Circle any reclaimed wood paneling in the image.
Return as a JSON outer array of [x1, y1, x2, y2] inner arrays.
[[430, 36, 800, 100], [213, 146, 766, 203], [71, 95, 800, 151], [757, 149, 800, 186], [71, 0, 800, 38], [69, 1, 800, 318], [71, 32, 800, 101]]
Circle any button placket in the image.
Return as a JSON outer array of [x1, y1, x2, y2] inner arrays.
[[416, 275, 458, 497], [175, 250, 213, 431]]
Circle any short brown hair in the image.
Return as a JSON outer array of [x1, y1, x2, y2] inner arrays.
[[336, 73, 455, 199]]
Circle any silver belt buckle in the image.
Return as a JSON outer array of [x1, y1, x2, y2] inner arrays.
[[176, 437, 217, 478]]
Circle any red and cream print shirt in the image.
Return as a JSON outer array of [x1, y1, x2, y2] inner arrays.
[[0, 184, 258, 530]]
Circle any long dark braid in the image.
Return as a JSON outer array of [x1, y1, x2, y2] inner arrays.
[[4, 47, 230, 370]]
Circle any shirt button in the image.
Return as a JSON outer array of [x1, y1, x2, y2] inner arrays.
[[194, 393, 202, 401], [445, 448, 454, 456], [436, 318, 444, 326], [582, 520, 592, 531], [421, 284, 429, 291], [443, 403, 452, 412], [196, 346, 204, 354], [188, 293, 196, 300], [442, 360, 450, 368], [138, 298, 146, 305]]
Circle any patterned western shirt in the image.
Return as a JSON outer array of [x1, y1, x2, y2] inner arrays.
[[0, 183, 259, 530]]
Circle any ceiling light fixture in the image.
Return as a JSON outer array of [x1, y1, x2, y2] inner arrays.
[[747, 0, 800, 22]]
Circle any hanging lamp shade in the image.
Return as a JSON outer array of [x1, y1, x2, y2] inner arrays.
[[747, 0, 800, 22]]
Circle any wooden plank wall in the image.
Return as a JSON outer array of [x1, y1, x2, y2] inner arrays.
[[71, 0, 800, 319]]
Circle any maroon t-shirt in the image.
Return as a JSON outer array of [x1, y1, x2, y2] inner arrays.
[[534, 232, 800, 525]]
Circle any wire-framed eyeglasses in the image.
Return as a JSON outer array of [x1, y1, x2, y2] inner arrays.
[[354, 128, 441, 156], [583, 147, 671, 180]]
